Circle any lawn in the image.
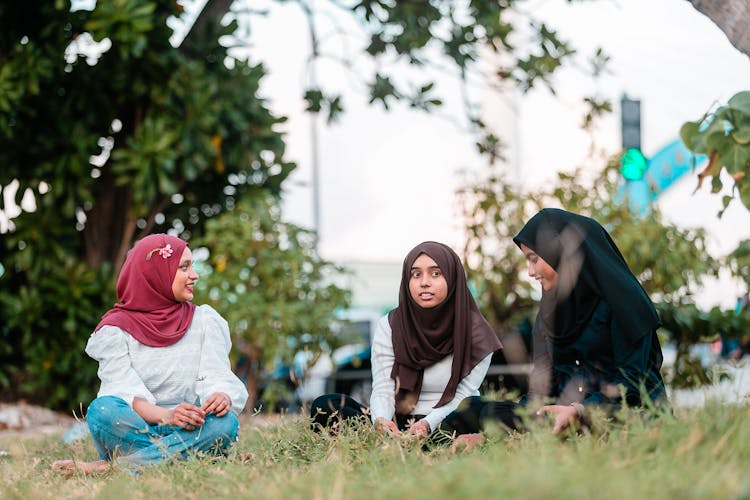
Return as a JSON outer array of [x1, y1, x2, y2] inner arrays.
[[1, 402, 748, 499]]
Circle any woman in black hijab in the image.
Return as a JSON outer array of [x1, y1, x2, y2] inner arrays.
[[310, 241, 502, 437], [513, 208, 666, 434], [448, 209, 667, 449]]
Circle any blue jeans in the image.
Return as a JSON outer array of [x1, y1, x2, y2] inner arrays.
[[87, 396, 240, 469]]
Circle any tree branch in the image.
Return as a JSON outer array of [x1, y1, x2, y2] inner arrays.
[[182, 0, 234, 45], [687, 0, 750, 57]]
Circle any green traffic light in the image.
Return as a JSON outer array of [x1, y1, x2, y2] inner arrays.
[[620, 148, 648, 181]]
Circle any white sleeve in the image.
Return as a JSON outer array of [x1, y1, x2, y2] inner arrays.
[[422, 353, 493, 433], [369, 315, 396, 423], [85, 327, 156, 407], [195, 306, 249, 415]]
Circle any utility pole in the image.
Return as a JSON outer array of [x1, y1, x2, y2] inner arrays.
[[302, 0, 321, 252], [310, 98, 321, 251]]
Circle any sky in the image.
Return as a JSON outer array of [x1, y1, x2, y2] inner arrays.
[[233, 0, 750, 308]]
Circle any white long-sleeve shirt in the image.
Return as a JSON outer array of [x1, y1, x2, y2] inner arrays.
[[369, 314, 492, 432], [86, 304, 248, 415]]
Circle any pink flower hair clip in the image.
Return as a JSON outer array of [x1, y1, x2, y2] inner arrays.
[[146, 243, 174, 261]]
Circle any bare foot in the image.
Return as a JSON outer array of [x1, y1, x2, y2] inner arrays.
[[450, 433, 486, 454], [51, 459, 110, 477]]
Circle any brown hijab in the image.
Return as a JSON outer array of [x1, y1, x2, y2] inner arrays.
[[388, 241, 501, 415]]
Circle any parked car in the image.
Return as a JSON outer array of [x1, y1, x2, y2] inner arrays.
[[317, 320, 534, 406], [255, 343, 370, 413], [258, 314, 534, 412]]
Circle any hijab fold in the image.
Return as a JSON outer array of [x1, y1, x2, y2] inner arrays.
[[513, 208, 660, 346], [96, 234, 196, 347], [389, 241, 501, 414]]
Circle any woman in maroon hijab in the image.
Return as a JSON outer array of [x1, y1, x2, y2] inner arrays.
[[311, 241, 501, 439], [53, 234, 248, 475]]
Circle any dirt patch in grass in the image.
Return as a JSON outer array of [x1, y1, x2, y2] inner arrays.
[[0, 402, 77, 438]]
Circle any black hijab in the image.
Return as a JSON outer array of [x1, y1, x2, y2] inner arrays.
[[388, 241, 501, 414], [513, 208, 660, 346]]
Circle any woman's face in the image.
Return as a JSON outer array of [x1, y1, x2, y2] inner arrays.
[[520, 243, 558, 291], [408, 253, 448, 308], [172, 247, 199, 302]]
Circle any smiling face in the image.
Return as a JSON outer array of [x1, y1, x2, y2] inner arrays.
[[408, 253, 449, 308], [520, 243, 558, 291], [171, 247, 199, 302]]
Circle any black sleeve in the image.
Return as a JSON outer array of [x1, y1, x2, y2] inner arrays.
[[582, 320, 653, 408], [523, 313, 553, 402]]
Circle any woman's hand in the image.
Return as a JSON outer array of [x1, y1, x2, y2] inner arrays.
[[537, 404, 580, 434], [167, 403, 206, 430], [374, 417, 401, 437], [201, 392, 232, 417], [450, 433, 486, 454], [407, 420, 430, 439]]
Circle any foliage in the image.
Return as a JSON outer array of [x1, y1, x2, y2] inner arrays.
[[0, 0, 728, 411], [659, 301, 749, 346], [233, 0, 606, 161], [680, 90, 750, 214], [458, 159, 726, 384], [194, 193, 351, 406], [0, 0, 604, 410], [456, 167, 542, 337], [0, 1, 292, 409], [729, 238, 750, 290], [0, 0, 602, 410], [459, 159, 722, 329], [657, 301, 750, 387], [4, 403, 750, 497], [0, 249, 111, 405]]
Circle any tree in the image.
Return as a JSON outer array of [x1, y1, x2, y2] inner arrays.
[[680, 90, 750, 213], [212, 0, 609, 160], [194, 193, 350, 408], [675, 1, 750, 214], [458, 159, 726, 381], [1, 0, 606, 409], [687, 0, 750, 57], [0, 1, 301, 409], [729, 239, 750, 291]]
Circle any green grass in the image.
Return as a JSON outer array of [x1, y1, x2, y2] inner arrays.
[[1, 403, 749, 499]]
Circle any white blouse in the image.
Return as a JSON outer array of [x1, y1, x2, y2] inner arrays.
[[86, 304, 248, 415], [369, 314, 492, 432]]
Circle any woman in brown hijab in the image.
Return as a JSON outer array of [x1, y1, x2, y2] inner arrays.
[[311, 241, 501, 438]]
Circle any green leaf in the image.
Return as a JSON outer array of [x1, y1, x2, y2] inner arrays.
[[728, 90, 750, 115], [710, 175, 723, 193], [326, 95, 344, 125], [730, 127, 750, 146], [304, 88, 324, 113], [368, 74, 399, 109], [719, 141, 750, 175], [679, 120, 705, 153], [739, 181, 750, 211]]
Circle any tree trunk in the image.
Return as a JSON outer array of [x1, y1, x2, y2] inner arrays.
[[181, 0, 233, 46], [234, 343, 263, 411], [82, 170, 135, 272], [687, 0, 750, 57]]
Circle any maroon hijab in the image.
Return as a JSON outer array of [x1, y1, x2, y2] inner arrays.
[[95, 234, 196, 347], [388, 241, 501, 414]]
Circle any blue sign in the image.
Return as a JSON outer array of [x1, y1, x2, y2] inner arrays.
[[617, 139, 707, 213]]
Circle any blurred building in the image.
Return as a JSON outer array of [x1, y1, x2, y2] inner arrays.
[[334, 259, 401, 343]]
